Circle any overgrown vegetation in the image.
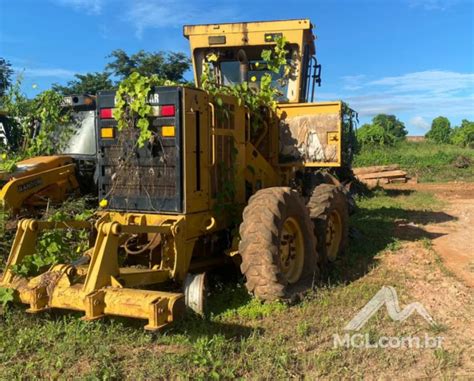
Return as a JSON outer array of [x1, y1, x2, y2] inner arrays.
[[201, 36, 291, 137], [9, 198, 94, 277], [0, 79, 75, 165], [354, 140, 474, 182]]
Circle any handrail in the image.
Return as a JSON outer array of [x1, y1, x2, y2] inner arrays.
[[208, 102, 216, 165]]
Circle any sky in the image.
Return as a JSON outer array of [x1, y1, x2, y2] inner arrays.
[[0, 0, 473, 134]]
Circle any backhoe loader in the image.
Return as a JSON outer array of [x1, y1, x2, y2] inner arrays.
[[0, 19, 357, 330], [0, 95, 98, 215]]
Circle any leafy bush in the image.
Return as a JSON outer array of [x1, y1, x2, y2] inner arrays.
[[425, 116, 452, 144], [1, 79, 75, 162], [356, 123, 395, 146], [451, 119, 474, 148], [371, 114, 407, 140]]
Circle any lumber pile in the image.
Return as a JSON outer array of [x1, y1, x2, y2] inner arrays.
[[353, 164, 416, 187]]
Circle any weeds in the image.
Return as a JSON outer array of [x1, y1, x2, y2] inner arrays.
[[354, 141, 474, 182]]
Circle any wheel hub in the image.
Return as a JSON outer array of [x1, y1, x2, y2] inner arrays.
[[280, 217, 304, 283]]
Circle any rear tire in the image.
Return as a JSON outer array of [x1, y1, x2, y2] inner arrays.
[[239, 187, 319, 301], [307, 184, 349, 264]]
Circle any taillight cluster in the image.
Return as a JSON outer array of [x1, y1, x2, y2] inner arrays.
[[99, 104, 176, 139], [99, 104, 175, 119]]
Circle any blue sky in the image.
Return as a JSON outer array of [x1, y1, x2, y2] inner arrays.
[[0, 0, 473, 134]]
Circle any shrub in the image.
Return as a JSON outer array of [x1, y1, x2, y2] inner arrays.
[[356, 123, 395, 146], [451, 119, 474, 148], [425, 116, 452, 144]]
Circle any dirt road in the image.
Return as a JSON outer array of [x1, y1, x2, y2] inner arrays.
[[386, 182, 474, 288]]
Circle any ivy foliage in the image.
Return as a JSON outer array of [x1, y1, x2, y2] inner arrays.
[[114, 72, 176, 147], [112, 37, 291, 148], [201, 36, 291, 135]]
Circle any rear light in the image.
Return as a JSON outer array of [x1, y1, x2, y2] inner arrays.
[[100, 108, 114, 119], [100, 127, 115, 139], [161, 126, 175, 137], [160, 105, 175, 117]]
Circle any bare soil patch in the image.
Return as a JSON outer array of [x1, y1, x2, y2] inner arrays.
[[386, 182, 474, 287]]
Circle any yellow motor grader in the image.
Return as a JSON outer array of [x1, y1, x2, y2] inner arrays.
[[0, 95, 98, 215], [0, 19, 357, 330]]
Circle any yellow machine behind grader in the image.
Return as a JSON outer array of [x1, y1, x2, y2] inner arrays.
[[1, 19, 357, 330], [0, 95, 98, 215]]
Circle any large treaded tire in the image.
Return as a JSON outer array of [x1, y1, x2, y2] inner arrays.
[[239, 187, 318, 301], [307, 184, 349, 265]]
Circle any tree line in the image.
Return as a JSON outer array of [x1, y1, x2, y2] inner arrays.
[[357, 114, 473, 148], [0, 50, 190, 98]]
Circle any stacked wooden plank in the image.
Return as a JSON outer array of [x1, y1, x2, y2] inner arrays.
[[353, 164, 415, 186]]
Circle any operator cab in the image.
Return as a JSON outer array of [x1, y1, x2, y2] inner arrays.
[[184, 19, 322, 103], [61, 95, 97, 157], [60, 94, 98, 194]]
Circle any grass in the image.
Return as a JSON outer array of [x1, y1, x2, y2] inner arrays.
[[1, 187, 467, 379], [353, 141, 474, 182]]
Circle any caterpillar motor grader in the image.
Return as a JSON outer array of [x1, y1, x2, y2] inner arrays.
[[0, 95, 98, 215], [0, 19, 356, 330]]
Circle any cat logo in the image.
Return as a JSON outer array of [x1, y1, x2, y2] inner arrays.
[[17, 178, 43, 193]]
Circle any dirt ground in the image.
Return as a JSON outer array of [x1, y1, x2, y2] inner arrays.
[[383, 182, 474, 375], [386, 182, 474, 287]]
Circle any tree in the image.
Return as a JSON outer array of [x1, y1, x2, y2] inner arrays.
[[356, 123, 395, 146], [425, 116, 452, 144], [52, 72, 114, 95], [372, 114, 407, 140], [0, 57, 14, 97], [106, 49, 190, 82], [451, 119, 474, 148]]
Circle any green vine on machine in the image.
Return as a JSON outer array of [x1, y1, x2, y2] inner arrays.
[[114, 72, 177, 148], [112, 36, 290, 149]]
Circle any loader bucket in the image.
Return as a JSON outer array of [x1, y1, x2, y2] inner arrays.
[[0, 216, 186, 331]]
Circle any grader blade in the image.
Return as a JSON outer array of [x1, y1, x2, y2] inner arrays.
[[0, 217, 186, 331]]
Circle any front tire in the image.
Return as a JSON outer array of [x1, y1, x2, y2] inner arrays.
[[239, 187, 319, 301]]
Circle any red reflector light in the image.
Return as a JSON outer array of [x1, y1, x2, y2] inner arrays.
[[100, 108, 114, 119], [160, 105, 175, 117]]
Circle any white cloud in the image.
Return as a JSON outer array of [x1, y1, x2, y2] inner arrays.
[[333, 70, 474, 122], [14, 66, 78, 79], [53, 0, 104, 15], [368, 70, 474, 94], [409, 116, 431, 131], [125, 0, 236, 38]]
